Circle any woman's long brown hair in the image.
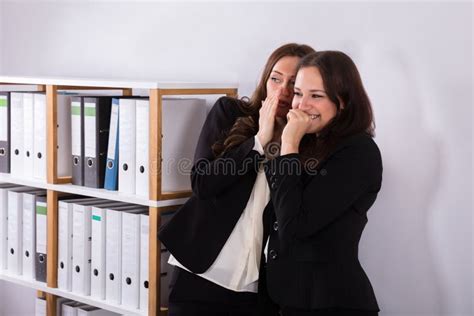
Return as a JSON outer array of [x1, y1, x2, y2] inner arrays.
[[212, 43, 316, 157], [297, 51, 376, 167]]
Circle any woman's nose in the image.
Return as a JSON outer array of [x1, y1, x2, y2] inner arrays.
[[280, 84, 291, 97], [297, 98, 309, 110]]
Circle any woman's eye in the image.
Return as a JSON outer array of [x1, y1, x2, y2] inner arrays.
[[294, 91, 302, 97], [271, 77, 282, 83], [312, 94, 323, 99]]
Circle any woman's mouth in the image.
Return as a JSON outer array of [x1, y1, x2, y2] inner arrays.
[[278, 100, 290, 108]]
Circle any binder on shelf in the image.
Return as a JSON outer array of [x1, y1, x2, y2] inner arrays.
[[33, 93, 46, 181], [34, 297, 47, 316], [22, 190, 46, 279], [55, 297, 73, 316], [105, 205, 147, 304], [0, 183, 20, 270], [23, 93, 35, 178], [135, 99, 149, 198], [10, 92, 24, 178], [7, 186, 42, 275], [118, 98, 138, 195], [35, 194, 48, 282], [121, 210, 147, 309], [139, 213, 149, 311], [71, 199, 116, 295], [71, 96, 84, 186], [0, 92, 11, 174], [58, 197, 102, 291], [104, 98, 119, 191], [62, 301, 88, 316], [161, 98, 207, 192], [84, 97, 112, 188], [90, 201, 133, 299], [33, 93, 72, 182]]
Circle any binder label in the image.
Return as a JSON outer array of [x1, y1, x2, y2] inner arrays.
[[84, 102, 97, 158]]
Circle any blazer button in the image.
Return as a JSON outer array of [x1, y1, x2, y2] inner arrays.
[[273, 221, 278, 231], [269, 249, 278, 260]]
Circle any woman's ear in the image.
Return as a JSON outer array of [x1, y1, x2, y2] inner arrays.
[[337, 97, 345, 111]]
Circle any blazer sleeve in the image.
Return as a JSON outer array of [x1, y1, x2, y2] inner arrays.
[[264, 137, 382, 242], [191, 97, 264, 199]]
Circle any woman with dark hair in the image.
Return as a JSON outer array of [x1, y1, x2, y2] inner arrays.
[[159, 43, 315, 316], [263, 51, 382, 316]]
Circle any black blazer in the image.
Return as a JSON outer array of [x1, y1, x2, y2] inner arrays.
[[262, 132, 382, 311], [158, 96, 265, 273]]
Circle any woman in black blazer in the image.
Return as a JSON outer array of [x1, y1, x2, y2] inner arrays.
[[261, 51, 383, 316], [159, 43, 315, 316]]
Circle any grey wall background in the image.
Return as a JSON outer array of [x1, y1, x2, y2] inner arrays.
[[0, 1, 472, 316]]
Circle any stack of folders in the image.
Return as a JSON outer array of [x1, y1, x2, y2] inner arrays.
[[0, 92, 72, 181], [35, 296, 120, 316], [56, 197, 178, 311], [101, 97, 207, 198], [0, 183, 81, 282], [71, 96, 113, 189]]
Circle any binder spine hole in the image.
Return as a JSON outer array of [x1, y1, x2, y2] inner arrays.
[[14, 149, 19, 155], [0, 148, 5, 156], [140, 166, 145, 173], [109, 273, 115, 281], [87, 158, 93, 167], [10, 248, 14, 255], [93, 269, 99, 276], [107, 161, 114, 169], [26, 151, 30, 157], [144, 281, 149, 289], [123, 164, 128, 171], [75, 266, 80, 273], [126, 277, 132, 285], [60, 262, 64, 269], [39, 254, 45, 263], [37, 152, 42, 159], [73, 157, 79, 165], [25, 250, 29, 257]]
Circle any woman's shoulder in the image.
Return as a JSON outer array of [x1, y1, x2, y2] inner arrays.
[[334, 132, 382, 161], [210, 96, 248, 120]]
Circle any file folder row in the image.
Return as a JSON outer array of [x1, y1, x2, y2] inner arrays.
[[1, 183, 48, 280], [57, 197, 177, 310], [99, 96, 207, 197], [0, 92, 72, 181], [35, 296, 120, 316]]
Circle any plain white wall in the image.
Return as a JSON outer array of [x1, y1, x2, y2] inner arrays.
[[0, 2, 472, 316]]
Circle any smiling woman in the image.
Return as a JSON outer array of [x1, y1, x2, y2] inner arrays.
[[263, 51, 383, 316], [158, 43, 315, 316]]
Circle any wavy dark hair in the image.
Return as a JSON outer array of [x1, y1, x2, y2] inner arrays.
[[297, 51, 376, 166], [212, 43, 316, 157]]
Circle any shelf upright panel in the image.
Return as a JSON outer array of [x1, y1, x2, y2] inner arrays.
[[46, 293, 57, 316]]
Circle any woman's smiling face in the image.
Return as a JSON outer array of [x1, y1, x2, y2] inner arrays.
[[292, 66, 340, 134]]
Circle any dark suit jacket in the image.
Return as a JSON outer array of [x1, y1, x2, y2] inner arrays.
[[158, 96, 265, 273], [262, 132, 382, 311]]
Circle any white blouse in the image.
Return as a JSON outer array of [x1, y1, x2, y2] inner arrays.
[[168, 136, 269, 292]]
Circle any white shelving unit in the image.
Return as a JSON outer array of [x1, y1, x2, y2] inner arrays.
[[0, 76, 238, 316]]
